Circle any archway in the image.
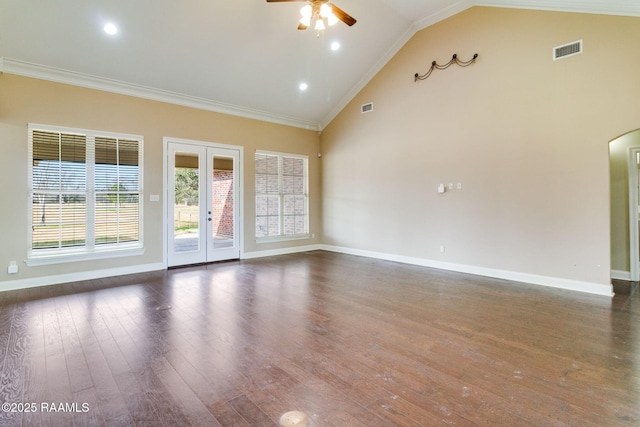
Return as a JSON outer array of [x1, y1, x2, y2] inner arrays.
[[610, 129, 640, 281]]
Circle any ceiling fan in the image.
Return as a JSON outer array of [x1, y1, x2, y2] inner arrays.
[[267, 0, 357, 31]]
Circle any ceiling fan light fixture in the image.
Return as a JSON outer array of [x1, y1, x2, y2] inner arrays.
[[300, 4, 313, 27], [300, 15, 312, 27], [269, 0, 356, 31], [320, 4, 332, 18], [300, 4, 312, 18]]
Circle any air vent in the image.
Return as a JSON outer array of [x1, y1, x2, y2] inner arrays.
[[361, 102, 373, 114], [553, 40, 582, 60]]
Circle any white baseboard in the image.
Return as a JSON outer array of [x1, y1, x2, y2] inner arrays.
[[0, 262, 165, 292], [242, 244, 323, 260], [0, 245, 615, 297], [611, 269, 631, 281], [0, 244, 322, 292], [319, 245, 614, 297]]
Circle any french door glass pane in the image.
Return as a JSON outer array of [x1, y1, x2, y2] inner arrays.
[[173, 152, 200, 253], [212, 155, 234, 249]]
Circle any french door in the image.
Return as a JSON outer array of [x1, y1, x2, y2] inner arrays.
[[167, 141, 240, 267]]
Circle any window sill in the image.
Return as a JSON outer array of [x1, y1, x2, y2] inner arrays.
[[25, 246, 145, 267], [256, 234, 310, 244]]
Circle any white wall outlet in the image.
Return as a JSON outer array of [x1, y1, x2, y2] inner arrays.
[[438, 184, 445, 193], [439, 246, 445, 253], [456, 182, 463, 190], [448, 183, 454, 190], [8, 261, 18, 274]]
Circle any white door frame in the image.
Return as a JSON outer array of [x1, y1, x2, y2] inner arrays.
[[163, 137, 244, 268], [628, 147, 640, 281]]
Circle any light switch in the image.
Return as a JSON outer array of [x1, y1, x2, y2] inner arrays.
[[150, 194, 160, 202]]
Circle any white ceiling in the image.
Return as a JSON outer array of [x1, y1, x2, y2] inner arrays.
[[1, 0, 639, 130]]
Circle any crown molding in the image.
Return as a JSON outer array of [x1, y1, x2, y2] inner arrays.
[[319, 0, 639, 130], [319, 22, 419, 130], [476, 1, 640, 17], [415, 0, 476, 30], [320, 0, 475, 130], [0, 57, 320, 131], [4, 1, 638, 133]]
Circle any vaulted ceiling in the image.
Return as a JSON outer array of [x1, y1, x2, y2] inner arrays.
[[1, 0, 639, 130]]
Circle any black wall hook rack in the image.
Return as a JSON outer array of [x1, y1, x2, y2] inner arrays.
[[414, 53, 478, 82]]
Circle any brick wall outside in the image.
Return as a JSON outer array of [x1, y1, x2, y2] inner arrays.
[[213, 170, 234, 238]]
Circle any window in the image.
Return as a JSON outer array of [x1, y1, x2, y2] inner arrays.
[[28, 124, 143, 263], [255, 151, 308, 241]]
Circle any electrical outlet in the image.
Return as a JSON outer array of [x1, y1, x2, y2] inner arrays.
[[8, 261, 18, 274], [439, 246, 445, 253]]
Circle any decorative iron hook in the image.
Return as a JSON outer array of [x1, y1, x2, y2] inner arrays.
[[415, 53, 478, 82]]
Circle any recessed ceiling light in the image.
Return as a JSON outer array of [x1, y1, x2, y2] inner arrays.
[[299, 83, 308, 91], [103, 23, 118, 35], [331, 42, 341, 51]]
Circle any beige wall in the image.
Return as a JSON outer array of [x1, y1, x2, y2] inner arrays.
[[320, 7, 640, 287], [610, 130, 640, 273], [2, 6, 640, 291], [0, 74, 320, 283]]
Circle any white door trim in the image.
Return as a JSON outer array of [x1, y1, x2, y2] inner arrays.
[[628, 147, 640, 281], [163, 136, 244, 268]]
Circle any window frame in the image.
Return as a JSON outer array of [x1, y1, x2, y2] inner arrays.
[[26, 123, 144, 265], [255, 150, 309, 243]]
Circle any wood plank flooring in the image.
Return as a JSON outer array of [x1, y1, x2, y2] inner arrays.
[[0, 250, 638, 426]]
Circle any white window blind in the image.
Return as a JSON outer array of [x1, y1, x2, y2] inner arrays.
[[31, 130, 87, 249], [28, 124, 143, 261], [94, 136, 141, 245], [255, 151, 308, 240]]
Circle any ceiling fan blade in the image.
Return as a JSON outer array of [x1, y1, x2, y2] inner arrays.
[[297, 22, 308, 30], [329, 3, 357, 26]]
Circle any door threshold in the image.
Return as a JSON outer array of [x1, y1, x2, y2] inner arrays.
[[168, 258, 240, 270]]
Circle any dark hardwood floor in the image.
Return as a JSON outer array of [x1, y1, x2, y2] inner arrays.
[[0, 250, 638, 426]]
